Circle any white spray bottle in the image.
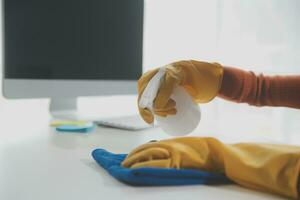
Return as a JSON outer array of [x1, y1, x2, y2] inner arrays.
[[139, 67, 201, 136]]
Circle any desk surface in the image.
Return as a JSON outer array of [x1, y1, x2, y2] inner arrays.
[[1, 96, 299, 200]]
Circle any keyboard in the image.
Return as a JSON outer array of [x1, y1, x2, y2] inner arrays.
[[52, 112, 153, 131], [95, 115, 154, 130]]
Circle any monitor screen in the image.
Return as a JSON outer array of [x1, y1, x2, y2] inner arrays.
[[4, 0, 143, 80]]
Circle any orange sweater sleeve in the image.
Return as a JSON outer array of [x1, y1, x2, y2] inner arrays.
[[218, 67, 300, 109]]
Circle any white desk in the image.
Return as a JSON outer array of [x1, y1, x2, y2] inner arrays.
[[1, 96, 299, 200]]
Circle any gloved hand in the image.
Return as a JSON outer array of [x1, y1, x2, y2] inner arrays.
[[122, 137, 300, 199], [138, 60, 223, 124]]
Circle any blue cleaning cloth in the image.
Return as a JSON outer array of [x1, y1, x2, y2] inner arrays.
[[92, 149, 232, 186]]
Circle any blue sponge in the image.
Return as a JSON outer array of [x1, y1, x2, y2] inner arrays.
[[92, 148, 232, 186]]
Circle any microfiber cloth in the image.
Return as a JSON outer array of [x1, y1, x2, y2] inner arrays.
[[92, 149, 232, 186]]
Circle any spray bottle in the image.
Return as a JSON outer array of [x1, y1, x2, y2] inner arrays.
[[139, 67, 201, 136]]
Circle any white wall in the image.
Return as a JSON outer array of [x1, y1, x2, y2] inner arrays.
[[143, 0, 219, 68], [143, 0, 300, 75]]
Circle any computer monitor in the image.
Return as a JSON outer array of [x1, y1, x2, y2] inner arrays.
[[2, 0, 144, 118]]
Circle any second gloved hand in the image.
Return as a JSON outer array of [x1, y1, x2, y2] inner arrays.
[[138, 60, 223, 124], [122, 137, 300, 199]]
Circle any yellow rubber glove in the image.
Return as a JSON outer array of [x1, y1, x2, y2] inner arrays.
[[122, 137, 300, 199], [138, 60, 223, 124]]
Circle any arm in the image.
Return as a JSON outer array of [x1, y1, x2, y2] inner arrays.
[[122, 137, 300, 198], [218, 67, 300, 109]]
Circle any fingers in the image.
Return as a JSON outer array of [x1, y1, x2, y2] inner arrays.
[[154, 69, 180, 110], [154, 108, 177, 117], [139, 107, 154, 124], [137, 68, 160, 124], [154, 98, 177, 117], [130, 159, 171, 168], [138, 65, 181, 121], [139, 98, 177, 121], [155, 98, 176, 111], [137, 68, 160, 94], [122, 147, 170, 168]]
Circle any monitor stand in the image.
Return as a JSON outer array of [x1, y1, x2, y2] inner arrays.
[[50, 98, 82, 120], [49, 98, 152, 130]]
